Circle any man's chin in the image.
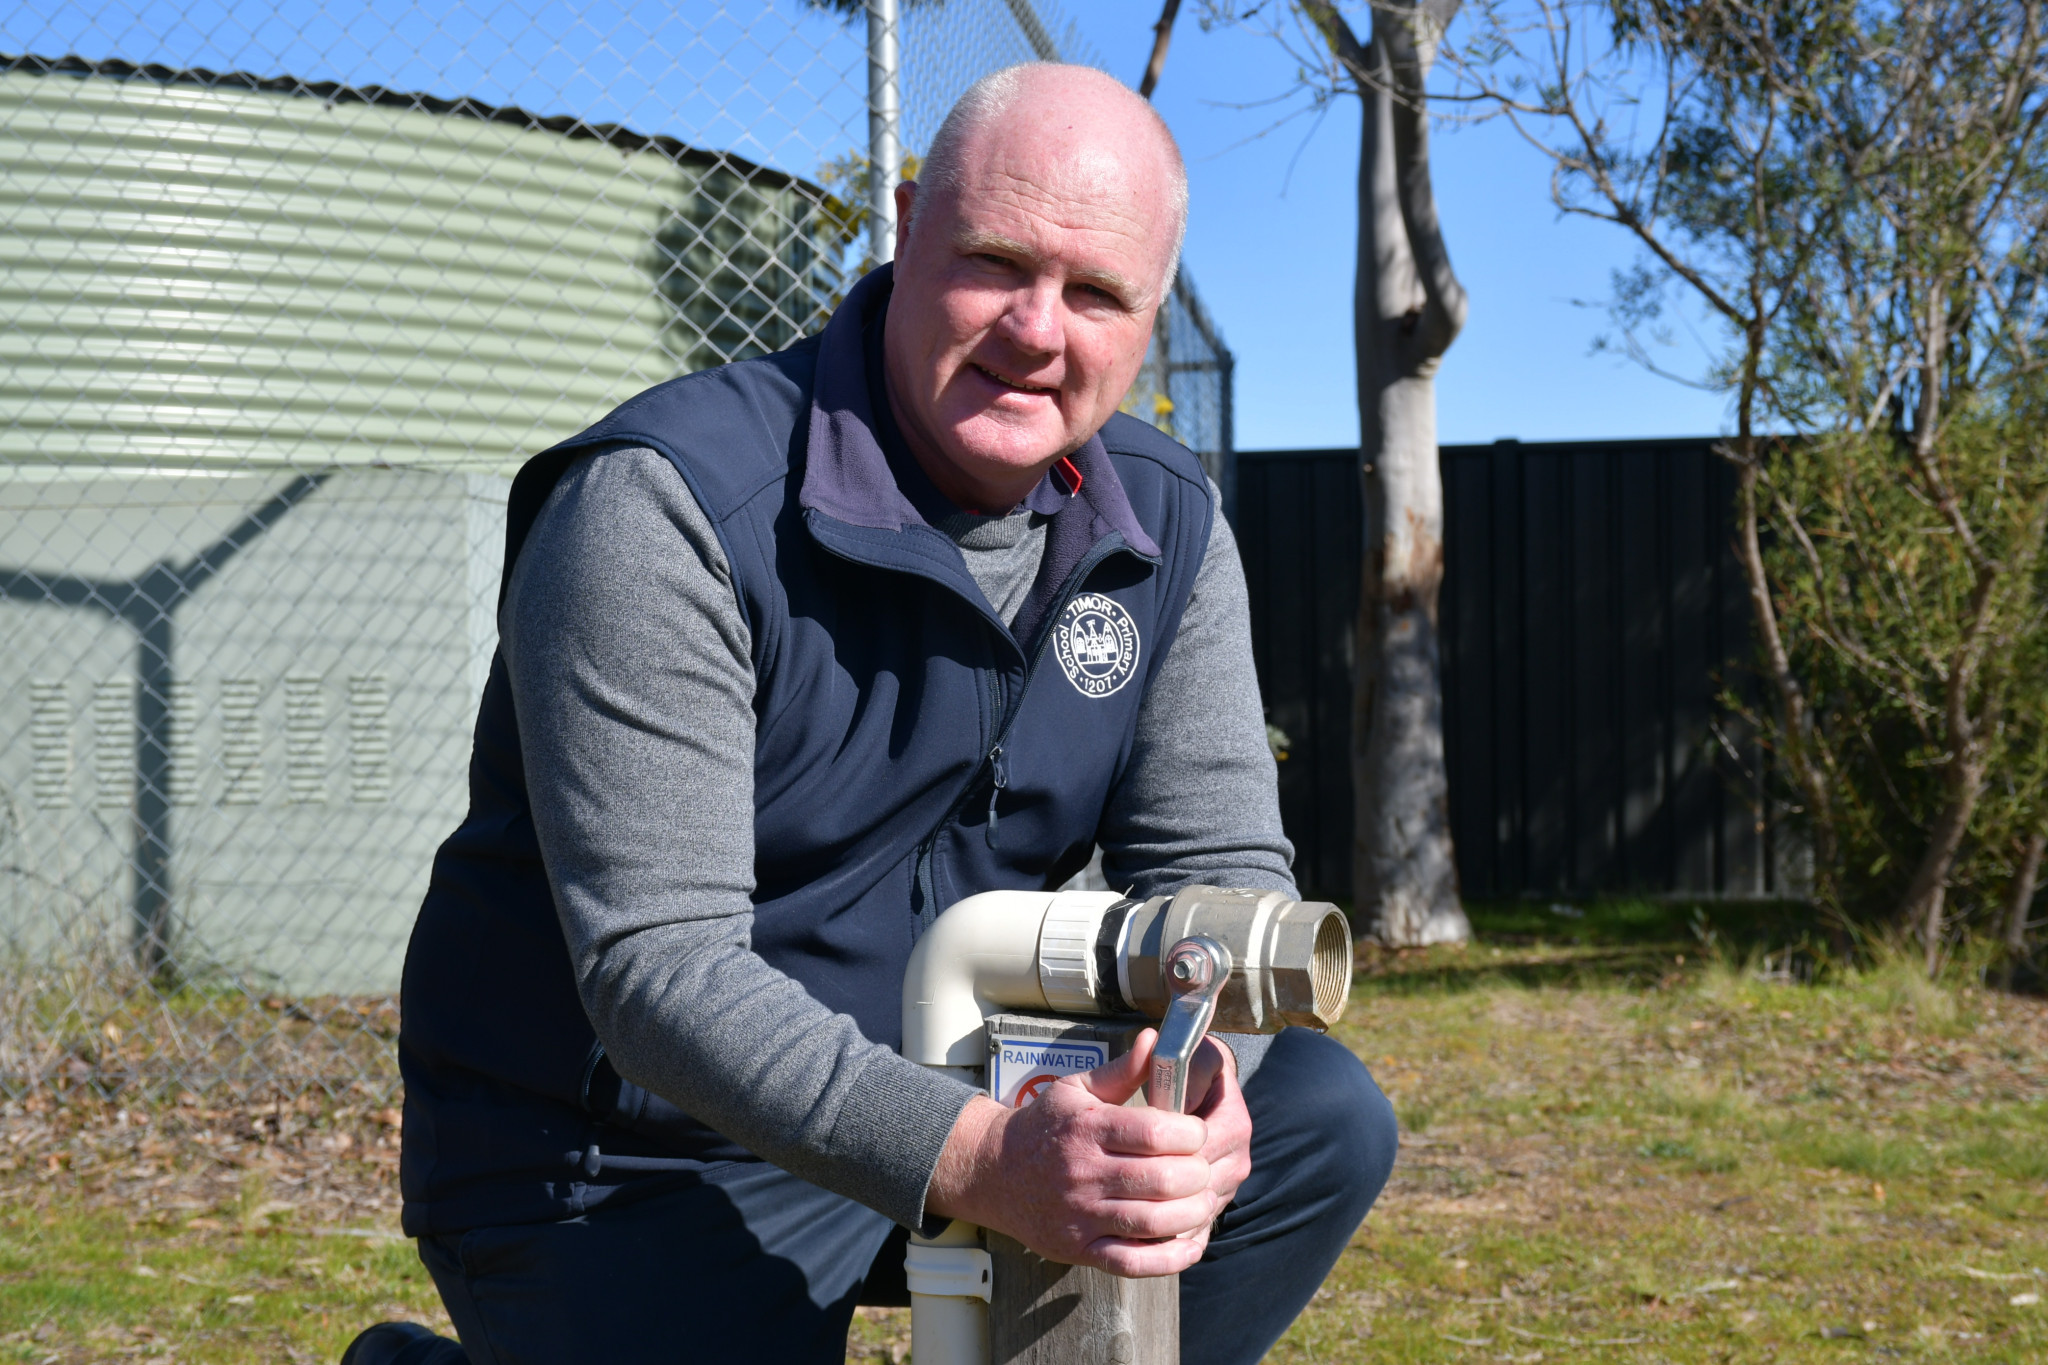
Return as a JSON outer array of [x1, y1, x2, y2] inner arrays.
[[939, 421, 1073, 481]]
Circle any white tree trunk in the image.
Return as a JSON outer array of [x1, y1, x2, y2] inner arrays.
[[1349, 7, 1470, 945]]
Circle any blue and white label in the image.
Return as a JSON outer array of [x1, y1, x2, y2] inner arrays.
[[989, 1035, 1109, 1108], [1053, 592, 1140, 698]]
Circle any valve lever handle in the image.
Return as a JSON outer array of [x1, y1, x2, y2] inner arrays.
[[1146, 935, 1232, 1113]]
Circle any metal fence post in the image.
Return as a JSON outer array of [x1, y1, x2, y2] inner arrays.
[[869, 0, 903, 265], [1220, 348, 1237, 523]]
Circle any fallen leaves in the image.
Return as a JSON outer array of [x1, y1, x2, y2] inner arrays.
[[0, 1089, 406, 1235]]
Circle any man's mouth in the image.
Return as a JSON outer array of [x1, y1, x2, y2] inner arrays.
[[970, 362, 1058, 397]]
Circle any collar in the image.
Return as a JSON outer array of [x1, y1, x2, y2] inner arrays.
[[1021, 456, 1085, 516], [800, 264, 1160, 559]]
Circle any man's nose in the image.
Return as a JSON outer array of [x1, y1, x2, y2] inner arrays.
[[995, 278, 1063, 357]]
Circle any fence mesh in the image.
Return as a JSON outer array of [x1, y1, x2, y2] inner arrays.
[[0, 0, 1235, 1102]]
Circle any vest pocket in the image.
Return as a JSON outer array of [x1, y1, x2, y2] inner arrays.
[[577, 1043, 647, 1126], [577, 1041, 756, 1160]]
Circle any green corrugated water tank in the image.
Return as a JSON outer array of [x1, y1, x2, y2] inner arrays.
[[0, 60, 856, 1007], [0, 58, 855, 473]]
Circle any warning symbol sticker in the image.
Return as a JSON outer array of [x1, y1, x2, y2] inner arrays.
[[989, 1035, 1109, 1109]]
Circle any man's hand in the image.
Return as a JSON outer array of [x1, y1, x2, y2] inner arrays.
[[925, 1030, 1253, 1277], [1187, 1036, 1252, 1218]]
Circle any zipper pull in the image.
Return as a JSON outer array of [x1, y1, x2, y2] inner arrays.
[[986, 745, 1009, 847]]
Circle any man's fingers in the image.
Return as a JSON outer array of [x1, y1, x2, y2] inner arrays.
[[1087, 1232, 1210, 1279], [1081, 1099, 1206, 1157], [1043, 1061, 1207, 1156], [1185, 1036, 1230, 1116], [1094, 1152, 1212, 1202], [1075, 1028, 1155, 1106], [1089, 1191, 1217, 1241]]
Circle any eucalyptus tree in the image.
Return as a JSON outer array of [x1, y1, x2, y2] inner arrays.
[[1439, 0, 2048, 969], [1203, 0, 1472, 945]]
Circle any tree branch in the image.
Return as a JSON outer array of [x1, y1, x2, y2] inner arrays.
[[1299, 0, 1372, 84], [1374, 0, 1470, 357], [1138, 0, 1183, 100]]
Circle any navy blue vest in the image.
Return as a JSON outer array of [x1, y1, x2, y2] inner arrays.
[[398, 269, 1215, 1235]]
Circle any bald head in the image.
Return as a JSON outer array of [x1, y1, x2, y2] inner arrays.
[[881, 61, 1192, 516], [910, 63, 1189, 293]]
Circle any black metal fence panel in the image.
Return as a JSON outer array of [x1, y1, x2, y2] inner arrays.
[[1236, 439, 1786, 904], [1233, 448, 1362, 900]]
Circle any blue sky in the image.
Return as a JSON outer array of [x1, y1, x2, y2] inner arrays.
[[4, 0, 1732, 451], [1057, 2, 1732, 450]]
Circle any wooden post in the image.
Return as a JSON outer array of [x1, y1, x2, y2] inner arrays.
[[983, 1014, 1178, 1365], [988, 1234, 1177, 1365]]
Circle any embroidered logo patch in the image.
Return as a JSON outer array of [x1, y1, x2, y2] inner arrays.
[[1053, 593, 1140, 698]]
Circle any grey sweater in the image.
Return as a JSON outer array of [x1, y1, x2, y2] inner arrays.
[[501, 448, 1295, 1229]]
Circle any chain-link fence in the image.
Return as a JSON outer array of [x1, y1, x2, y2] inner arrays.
[[899, 1, 1236, 500], [0, 0, 1235, 1102]]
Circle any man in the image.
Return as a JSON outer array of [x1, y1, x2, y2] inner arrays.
[[362, 62, 1395, 1365]]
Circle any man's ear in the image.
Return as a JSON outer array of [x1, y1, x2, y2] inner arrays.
[[893, 180, 918, 263]]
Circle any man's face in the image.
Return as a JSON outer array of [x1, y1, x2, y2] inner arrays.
[[882, 111, 1177, 512]]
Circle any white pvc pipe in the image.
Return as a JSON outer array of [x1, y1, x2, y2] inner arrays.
[[900, 889, 1123, 1066], [907, 1217, 992, 1365], [901, 889, 1121, 1365], [900, 884, 1350, 1365]]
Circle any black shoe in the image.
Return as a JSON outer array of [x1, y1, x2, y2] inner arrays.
[[339, 1322, 467, 1365]]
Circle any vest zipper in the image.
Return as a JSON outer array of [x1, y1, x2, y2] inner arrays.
[[911, 536, 1129, 917], [985, 745, 1009, 847]]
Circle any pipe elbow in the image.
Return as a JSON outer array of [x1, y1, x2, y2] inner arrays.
[[900, 890, 1124, 1066], [898, 884, 1352, 1068]]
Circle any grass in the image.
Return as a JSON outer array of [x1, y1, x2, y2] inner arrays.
[[0, 1096, 437, 1362], [7, 899, 2046, 1362], [1254, 904, 2048, 1364], [0, 1204, 442, 1363]]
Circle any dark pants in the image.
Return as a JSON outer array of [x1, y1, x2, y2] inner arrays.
[[419, 1029, 1397, 1365]]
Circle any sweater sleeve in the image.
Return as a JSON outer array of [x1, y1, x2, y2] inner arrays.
[[1095, 481, 1300, 1083], [1097, 480, 1299, 900], [500, 448, 977, 1230]]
